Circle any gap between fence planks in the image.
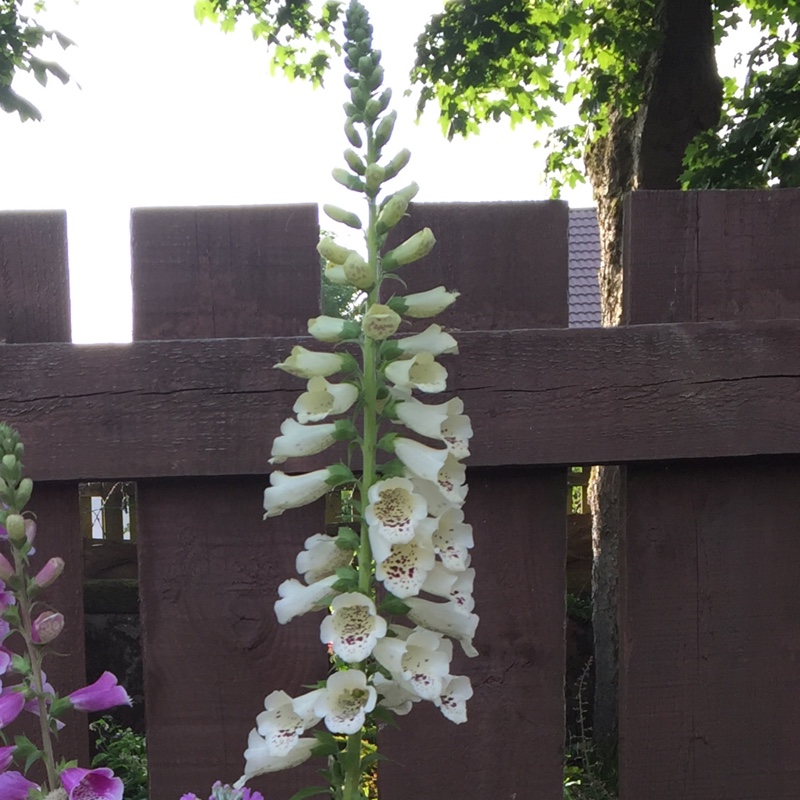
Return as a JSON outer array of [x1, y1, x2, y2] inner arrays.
[[0, 318, 797, 480]]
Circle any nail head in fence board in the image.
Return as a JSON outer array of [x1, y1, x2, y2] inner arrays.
[[391, 201, 569, 330], [131, 205, 320, 339], [620, 189, 800, 799], [379, 468, 567, 800], [0, 211, 71, 343], [138, 477, 330, 799]]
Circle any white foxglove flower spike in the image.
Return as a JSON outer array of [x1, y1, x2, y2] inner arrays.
[[365, 477, 428, 550], [296, 533, 353, 584]]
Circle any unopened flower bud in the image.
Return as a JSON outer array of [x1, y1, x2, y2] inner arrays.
[[362, 304, 402, 341], [375, 109, 397, 148], [343, 252, 375, 290], [382, 228, 436, 269], [324, 261, 350, 286], [1, 455, 16, 470], [308, 316, 361, 343], [364, 163, 385, 193], [5, 514, 25, 543], [343, 149, 366, 175], [33, 557, 65, 589], [344, 118, 362, 148], [15, 477, 33, 508], [332, 167, 365, 193], [32, 611, 64, 644], [383, 148, 411, 181], [323, 204, 362, 230], [317, 237, 352, 266], [0, 553, 13, 581]]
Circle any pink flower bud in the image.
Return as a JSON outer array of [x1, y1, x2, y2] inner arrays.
[[31, 611, 64, 644], [33, 557, 64, 589], [0, 553, 13, 582], [24, 519, 36, 546]]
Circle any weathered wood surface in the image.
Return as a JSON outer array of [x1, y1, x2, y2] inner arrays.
[[0, 211, 71, 344], [1, 318, 798, 479], [619, 189, 800, 800], [131, 205, 321, 340]]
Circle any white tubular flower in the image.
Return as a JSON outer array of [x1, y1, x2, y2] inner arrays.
[[264, 466, 350, 518], [374, 628, 452, 702], [296, 533, 352, 584], [255, 689, 322, 756], [436, 455, 468, 505], [373, 673, 420, 716], [308, 315, 360, 343], [405, 597, 479, 657], [394, 324, 458, 357], [394, 395, 472, 459], [420, 566, 475, 613], [320, 592, 387, 663], [390, 286, 459, 318], [274, 575, 338, 625], [238, 728, 317, 782], [375, 533, 436, 598], [293, 377, 358, 424], [275, 346, 350, 379], [393, 438, 449, 484], [362, 303, 401, 340], [324, 260, 349, 285], [269, 419, 337, 464], [315, 670, 377, 735], [435, 675, 473, 724], [365, 477, 428, 550], [385, 352, 447, 393], [432, 507, 474, 572], [409, 476, 458, 517]]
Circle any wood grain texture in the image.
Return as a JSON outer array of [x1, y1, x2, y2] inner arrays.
[[138, 477, 330, 799], [390, 201, 569, 330], [0, 211, 71, 343], [131, 205, 321, 340], [0, 319, 798, 479], [379, 468, 567, 800], [620, 188, 800, 799]]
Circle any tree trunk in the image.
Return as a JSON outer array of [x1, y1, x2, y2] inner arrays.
[[583, 0, 722, 761]]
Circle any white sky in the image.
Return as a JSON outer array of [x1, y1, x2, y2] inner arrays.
[[0, 1, 750, 342]]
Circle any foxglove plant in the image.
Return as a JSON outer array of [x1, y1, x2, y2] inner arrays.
[[0, 423, 132, 800], [229, 2, 478, 798]]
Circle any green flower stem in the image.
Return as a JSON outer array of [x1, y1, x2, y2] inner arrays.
[[342, 729, 364, 800], [14, 549, 59, 792]]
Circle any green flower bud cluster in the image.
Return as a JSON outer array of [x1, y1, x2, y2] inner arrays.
[[0, 423, 30, 522]]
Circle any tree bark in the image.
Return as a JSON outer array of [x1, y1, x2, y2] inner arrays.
[[583, 0, 722, 760]]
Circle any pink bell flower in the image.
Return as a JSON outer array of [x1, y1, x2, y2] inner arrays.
[[67, 672, 132, 712], [0, 690, 25, 728], [0, 770, 38, 800], [31, 611, 65, 644], [0, 743, 16, 771], [61, 767, 123, 800]]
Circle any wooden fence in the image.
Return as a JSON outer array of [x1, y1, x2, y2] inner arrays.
[[0, 190, 798, 800]]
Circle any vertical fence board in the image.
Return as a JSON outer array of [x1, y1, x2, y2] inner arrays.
[[380, 201, 568, 800], [0, 211, 71, 344], [0, 211, 88, 769], [133, 206, 324, 799], [131, 205, 320, 340], [137, 478, 329, 798], [620, 189, 800, 799]]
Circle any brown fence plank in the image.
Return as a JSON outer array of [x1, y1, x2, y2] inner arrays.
[[138, 477, 329, 799], [131, 205, 320, 340], [620, 189, 800, 799], [380, 201, 568, 799], [379, 467, 567, 800], [2, 319, 799, 478], [393, 201, 569, 330], [0, 211, 71, 344]]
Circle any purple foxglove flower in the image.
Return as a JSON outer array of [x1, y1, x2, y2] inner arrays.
[[33, 557, 65, 589], [61, 767, 123, 800], [0, 743, 16, 770], [0, 690, 25, 728], [31, 610, 64, 644], [0, 554, 12, 582], [0, 770, 38, 800], [68, 671, 131, 712]]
